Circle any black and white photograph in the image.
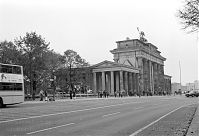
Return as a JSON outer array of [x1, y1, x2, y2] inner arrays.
[[0, 0, 198, 135]]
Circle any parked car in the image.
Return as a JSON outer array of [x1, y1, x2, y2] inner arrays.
[[185, 90, 199, 97]]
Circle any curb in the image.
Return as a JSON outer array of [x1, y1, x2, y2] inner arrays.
[[186, 103, 199, 136], [23, 95, 168, 104]]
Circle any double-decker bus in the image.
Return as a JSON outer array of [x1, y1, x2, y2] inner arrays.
[[0, 63, 24, 107]]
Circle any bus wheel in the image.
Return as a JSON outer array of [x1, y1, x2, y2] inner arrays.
[[0, 98, 5, 108]]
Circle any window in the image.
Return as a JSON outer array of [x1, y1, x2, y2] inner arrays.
[[13, 66, 22, 74], [0, 65, 21, 74], [0, 65, 12, 73], [0, 83, 23, 91]]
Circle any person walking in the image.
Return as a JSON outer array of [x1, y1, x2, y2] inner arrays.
[[39, 90, 44, 101], [44, 90, 48, 101], [114, 91, 117, 97], [73, 88, 76, 100]]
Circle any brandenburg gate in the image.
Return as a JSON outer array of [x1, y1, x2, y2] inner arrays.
[[92, 38, 168, 96]]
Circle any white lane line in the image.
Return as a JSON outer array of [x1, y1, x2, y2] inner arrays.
[[129, 104, 189, 136], [27, 122, 75, 135], [0, 101, 144, 124], [134, 107, 144, 110], [102, 112, 120, 117]]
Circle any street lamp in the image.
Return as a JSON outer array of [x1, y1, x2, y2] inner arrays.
[[50, 70, 56, 101]]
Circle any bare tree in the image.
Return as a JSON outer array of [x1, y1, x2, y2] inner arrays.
[[177, 0, 199, 32]]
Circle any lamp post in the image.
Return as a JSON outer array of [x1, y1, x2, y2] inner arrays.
[[50, 70, 56, 101]]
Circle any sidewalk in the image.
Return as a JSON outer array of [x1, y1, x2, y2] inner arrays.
[[24, 96, 125, 104], [24, 97, 101, 104], [23, 95, 180, 104], [186, 102, 199, 136]]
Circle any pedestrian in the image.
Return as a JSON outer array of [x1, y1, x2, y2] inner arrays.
[[32, 92, 35, 100], [69, 90, 73, 99], [73, 89, 76, 100], [100, 90, 103, 98], [97, 90, 100, 98], [114, 91, 117, 97], [107, 91, 109, 98], [44, 90, 48, 101], [39, 90, 44, 101], [103, 90, 106, 98]]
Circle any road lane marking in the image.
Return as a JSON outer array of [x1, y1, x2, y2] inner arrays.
[[129, 104, 192, 136], [0, 101, 145, 124], [27, 122, 75, 135], [102, 112, 120, 117], [134, 107, 144, 110]]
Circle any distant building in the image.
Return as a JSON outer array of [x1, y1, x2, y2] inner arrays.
[[186, 83, 195, 91], [171, 83, 181, 94], [186, 80, 199, 91], [164, 75, 172, 95], [194, 80, 199, 89]]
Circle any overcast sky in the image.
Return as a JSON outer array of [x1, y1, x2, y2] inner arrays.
[[0, 0, 198, 85]]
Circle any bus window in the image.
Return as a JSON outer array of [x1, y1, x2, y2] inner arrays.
[[0, 65, 21, 74], [13, 66, 22, 74], [1, 65, 12, 73], [0, 83, 13, 91], [15, 83, 23, 91], [0, 83, 23, 91]]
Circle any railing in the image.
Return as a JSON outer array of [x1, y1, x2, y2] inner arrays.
[[55, 93, 97, 99]]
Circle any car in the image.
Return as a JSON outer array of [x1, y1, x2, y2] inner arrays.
[[25, 94, 31, 99], [185, 90, 199, 97]]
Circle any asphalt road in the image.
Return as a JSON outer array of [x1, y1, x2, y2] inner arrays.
[[0, 96, 198, 136]]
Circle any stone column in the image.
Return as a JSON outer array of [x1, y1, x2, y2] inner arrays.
[[111, 71, 114, 95], [138, 58, 144, 95], [106, 72, 111, 94], [102, 71, 105, 91], [151, 62, 154, 95], [149, 60, 152, 94], [124, 71, 128, 96], [153, 63, 158, 95], [132, 73, 135, 93], [115, 71, 120, 93], [93, 72, 97, 95], [136, 73, 139, 95], [129, 73, 133, 95], [120, 71, 124, 92], [159, 64, 164, 95], [157, 64, 161, 94]]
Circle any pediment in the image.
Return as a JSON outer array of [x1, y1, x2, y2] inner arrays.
[[91, 60, 139, 73], [123, 59, 133, 67], [91, 60, 119, 69]]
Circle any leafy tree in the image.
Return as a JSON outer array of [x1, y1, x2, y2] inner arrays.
[[15, 32, 50, 98], [0, 40, 22, 64], [58, 49, 90, 95], [63, 49, 89, 68], [40, 50, 64, 99], [177, 0, 199, 32]]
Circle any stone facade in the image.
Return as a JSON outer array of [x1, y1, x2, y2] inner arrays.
[[110, 38, 169, 95], [91, 60, 139, 96], [164, 75, 172, 95], [57, 38, 172, 96]]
